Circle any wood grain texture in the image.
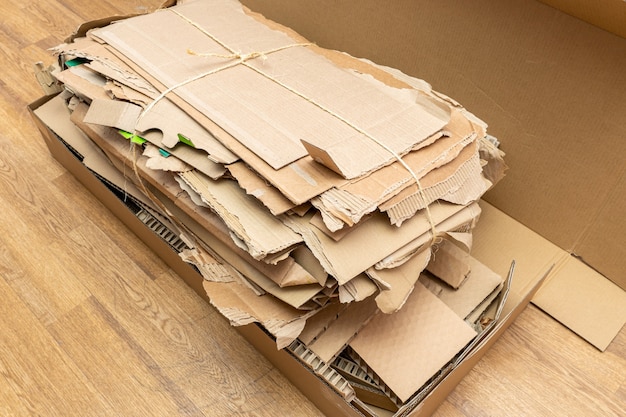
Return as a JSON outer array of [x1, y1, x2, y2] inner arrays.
[[0, 0, 624, 416]]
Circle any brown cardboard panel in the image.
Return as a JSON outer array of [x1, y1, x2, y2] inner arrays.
[[532, 256, 626, 351], [350, 283, 477, 403], [473, 201, 626, 348], [241, 0, 626, 290], [536, 0, 626, 39]]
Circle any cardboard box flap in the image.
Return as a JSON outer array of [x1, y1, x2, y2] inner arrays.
[[573, 169, 626, 291], [532, 256, 626, 351], [470, 201, 563, 316]]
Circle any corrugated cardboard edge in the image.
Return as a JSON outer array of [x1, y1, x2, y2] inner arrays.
[[532, 255, 626, 351]]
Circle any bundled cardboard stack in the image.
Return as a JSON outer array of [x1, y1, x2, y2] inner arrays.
[[39, 0, 510, 412]]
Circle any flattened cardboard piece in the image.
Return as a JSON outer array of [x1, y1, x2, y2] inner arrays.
[[532, 256, 626, 351], [420, 256, 504, 320], [202, 279, 312, 340], [34, 62, 63, 95], [312, 112, 476, 230], [349, 282, 477, 403], [142, 144, 190, 172], [369, 248, 432, 314], [158, 190, 325, 308], [84, 98, 143, 133], [426, 236, 471, 289], [378, 141, 486, 227], [72, 95, 226, 178], [53, 36, 161, 98], [308, 211, 375, 243], [178, 170, 303, 261], [290, 245, 328, 286], [338, 274, 378, 304], [54, 67, 111, 102], [284, 201, 468, 285], [135, 98, 239, 164], [308, 296, 378, 363], [85, 97, 238, 165], [93, 0, 448, 175], [227, 161, 297, 215], [105, 80, 151, 107], [298, 301, 347, 345], [179, 247, 239, 284], [374, 202, 481, 270]]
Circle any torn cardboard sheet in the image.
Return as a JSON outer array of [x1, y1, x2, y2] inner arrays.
[[420, 256, 504, 320], [85, 97, 238, 165], [178, 170, 303, 261], [368, 248, 432, 314], [284, 202, 470, 285], [202, 279, 315, 349], [310, 110, 477, 230], [374, 202, 482, 270], [143, 144, 191, 172], [349, 282, 477, 403], [378, 141, 486, 226], [308, 296, 378, 363], [426, 234, 472, 289], [298, 302, 348, 345], [227, 161, 297, 215]]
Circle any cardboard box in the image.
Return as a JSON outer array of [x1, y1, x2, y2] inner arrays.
[[26, 89, 542, 417], [240, 0, 626, 351], [29, 0, 626, 415]]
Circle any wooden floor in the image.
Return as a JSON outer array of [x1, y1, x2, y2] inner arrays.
[[1, 1, 624, 416]]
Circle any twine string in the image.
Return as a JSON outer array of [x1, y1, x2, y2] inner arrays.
[[135, 8, 439, 241]]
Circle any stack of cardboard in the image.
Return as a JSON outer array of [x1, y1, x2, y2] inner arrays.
[[38, 0, 510, 411]]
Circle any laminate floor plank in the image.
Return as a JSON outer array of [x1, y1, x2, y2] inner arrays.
[[0, 278, 114, 416]]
